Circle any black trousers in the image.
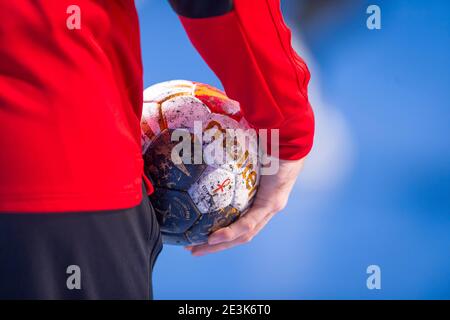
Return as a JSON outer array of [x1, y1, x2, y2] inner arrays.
[[0, 188, 162, 300]]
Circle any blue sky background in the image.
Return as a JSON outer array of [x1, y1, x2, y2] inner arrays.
[[136, 0, 450, 299]]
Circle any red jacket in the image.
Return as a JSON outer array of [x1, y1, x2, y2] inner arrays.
[[0, 0, 314, 213]]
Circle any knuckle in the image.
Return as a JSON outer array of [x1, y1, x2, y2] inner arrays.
[[242, 221, 255, 233], [222, 229, 235, 241], [241, 234, 254, 243], [270, 204, 281, 213], [271, 199, 287, 212]]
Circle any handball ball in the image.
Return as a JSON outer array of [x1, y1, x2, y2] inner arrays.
[[141, 80, 260, 246]]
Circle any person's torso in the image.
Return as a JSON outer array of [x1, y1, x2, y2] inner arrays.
[[0, 0, 145, 212]]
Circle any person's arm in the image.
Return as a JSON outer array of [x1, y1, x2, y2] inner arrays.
[[169, 0, 315, 255], [169, 0, 314, 160]]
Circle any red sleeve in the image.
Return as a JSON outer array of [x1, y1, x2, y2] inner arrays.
[[179, 0, 314, 160]]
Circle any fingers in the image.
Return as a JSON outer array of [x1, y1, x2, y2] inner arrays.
[[251, 212, 272, 236], [186, 212, 273, 256], [188, 236, 247, 256], [183, 159, 305, 256], [207, 205, 268, 245]]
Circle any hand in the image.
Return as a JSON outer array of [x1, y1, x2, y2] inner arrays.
[[186, 157, 306, 256]]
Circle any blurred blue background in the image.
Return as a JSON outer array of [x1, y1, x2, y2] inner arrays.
[[136, 0, 450, 299]]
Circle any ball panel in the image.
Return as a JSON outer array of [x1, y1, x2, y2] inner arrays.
[[187, 167, 235, 214], [162, 96, 211, 131], [201, 114, 240, 173], [150, 187, 201, 234], [141, 102, 163, 142], [143, 80, 194, 104], [194, 83, 241, 119], [204, 113, 242, 131], [202, 114, 258, 175], [193, 82, 227, 99], [232, 150, 260, 211], [232, 171, 258, 211], [185, 206, 241, 245], [144, 129, 207, 190]]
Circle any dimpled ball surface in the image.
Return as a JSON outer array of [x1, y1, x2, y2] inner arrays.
[[141, 80, 260, 245]]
